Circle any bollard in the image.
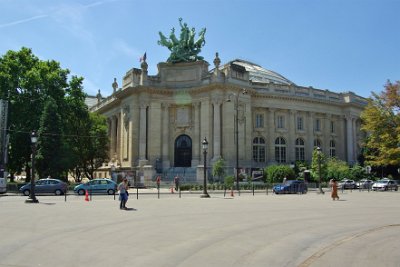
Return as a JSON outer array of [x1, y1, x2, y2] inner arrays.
[[136, 187, 139, 200], [65, 189, 67, 202], [179, 186, 181, 198], [157, 185, 160, 199], [114, 189, 116, 200], [224, 185, 226, 197], [252, 183, 255, 196], [90, 188, 92, 201]]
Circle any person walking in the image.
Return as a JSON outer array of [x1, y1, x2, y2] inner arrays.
[[118, 178, 129, 210], [330, 179, 339, 201]]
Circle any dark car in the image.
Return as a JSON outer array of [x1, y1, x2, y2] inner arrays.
[[74, 178, 117, 195], [273, 180, 307, 194], [20, 178, 68, 196]]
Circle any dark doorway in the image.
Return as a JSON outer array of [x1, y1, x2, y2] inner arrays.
[[174, 135, 192, 167]]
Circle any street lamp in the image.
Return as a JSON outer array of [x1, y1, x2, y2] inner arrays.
[[316, 146, 324, 194], [200, 137, 210, 198], [227, 88, 247, 193], [26, 130, 39, 203]]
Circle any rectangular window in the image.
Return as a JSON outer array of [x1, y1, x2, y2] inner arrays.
[[297, 116, 304, 130], [296, 147, 305, 161], [314, 119, 321, 132], [331, 121, 335, 133], [277, 115, 285, 129], [255, 114, 264, 128]]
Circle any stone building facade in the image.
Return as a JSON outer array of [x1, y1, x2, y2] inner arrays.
[[90, 54, 366, 183]]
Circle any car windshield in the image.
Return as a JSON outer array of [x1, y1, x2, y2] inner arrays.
[[376, 180, 388, 184]]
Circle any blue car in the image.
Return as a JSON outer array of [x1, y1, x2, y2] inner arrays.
[[74, 178, 117, 195], [273, 180, 307, 194]]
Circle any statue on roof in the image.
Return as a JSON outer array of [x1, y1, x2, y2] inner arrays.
[[158, 18, 206, 63]]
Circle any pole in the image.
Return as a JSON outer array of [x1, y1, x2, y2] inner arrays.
[[201, 138, 210, 198], [235, 95, 240, 195], [26, 132, 38, 203]]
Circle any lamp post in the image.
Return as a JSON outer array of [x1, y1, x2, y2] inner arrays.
[[26, 130, 39, 203], [227, 88, 247, 193], [200, 137, 210, 198], [316, 146, 324, 194]]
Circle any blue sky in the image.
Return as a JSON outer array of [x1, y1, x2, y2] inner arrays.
[[0, 0, 399, 98]]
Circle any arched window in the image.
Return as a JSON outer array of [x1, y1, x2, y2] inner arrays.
[[253, 137, 266, 162], [295, 138, 305, 161], [329, 140, 336, 158], [314, 139, 322, 150], [275, 137, 286, 163]]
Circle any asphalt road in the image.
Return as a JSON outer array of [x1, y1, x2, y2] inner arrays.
[[0, 190, 399, 267]]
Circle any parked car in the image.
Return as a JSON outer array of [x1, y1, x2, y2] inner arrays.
[[338, 179, 357, 189], [74, 178, 117, 195], [372, 179, 398, 191], [357, 179, 374, 189], [20, 178, 68, 196], [273, 180, 307, 194]]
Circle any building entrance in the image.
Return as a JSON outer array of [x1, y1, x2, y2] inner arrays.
[[174, 135, 192, 167]]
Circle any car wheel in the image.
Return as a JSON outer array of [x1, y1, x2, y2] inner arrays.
[[384, 186, 388, 191], [23, 189, 30, 196], [78, 189, 85, 195], [55, 189, 63, 196], [107, 189, 115, 195]]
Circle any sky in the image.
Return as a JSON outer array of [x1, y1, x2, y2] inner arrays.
[[0, 0, 399, 98]]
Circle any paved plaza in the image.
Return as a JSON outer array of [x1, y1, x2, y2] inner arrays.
[[0, 189, 399, 267]]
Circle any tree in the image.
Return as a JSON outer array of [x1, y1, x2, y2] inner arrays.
[[264, 165, 295, 184], [361, 80, 400, 168], [325, 158, 350, 181], [0, 48, 67, 181], [0, 48, 109, 181], [311, 148, 328, 182], [82, 112, 109, 179], [212, 158, 226, 183], [36, 97, 66, 179]]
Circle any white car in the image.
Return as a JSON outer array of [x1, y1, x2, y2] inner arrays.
[[372, 179, 398, 191]]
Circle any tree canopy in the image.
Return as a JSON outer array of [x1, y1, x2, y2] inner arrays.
[[361, 80, 400, 167], [0, 48, 109, 181]]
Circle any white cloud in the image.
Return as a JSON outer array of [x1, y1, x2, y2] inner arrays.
[[0, 14, 48, 29]]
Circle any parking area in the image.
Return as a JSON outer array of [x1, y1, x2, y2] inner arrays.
[[1, 190, 399, 267]]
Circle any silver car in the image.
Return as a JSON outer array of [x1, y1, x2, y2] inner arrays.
[[372, 179, 398, 191], [20, 178, 68, 196]]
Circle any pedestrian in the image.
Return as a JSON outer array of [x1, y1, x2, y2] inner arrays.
[[118, 178, 129, 210], [330, 178, 339, 201], [174, 176, 179, 191], [156, 175, 161, 189]]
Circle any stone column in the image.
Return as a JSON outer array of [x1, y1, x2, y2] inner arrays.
[[192, 102, 201, 166], [110, 115, 117, 159], [139, 103, 148, 165], [288, 110, 296, 163], [268, 108, 275, 163], [324, 114, 332, 155], [346, 115, 354, 164], [162, 103, 170, 169], [212, 100, 222, 160], [306, 112, 314, 160]]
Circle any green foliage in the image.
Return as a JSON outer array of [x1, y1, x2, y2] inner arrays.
[[349, 164, 367, 181], [0, 48, 109, 182], [311, 148, 328, 182], [264, 165, 295, 183], [325, 158, 350, 181], [361, 80, 400, 167], [212, 158, 226, 183], [224, 175, 235, 188], [36, 97, 67, 178]]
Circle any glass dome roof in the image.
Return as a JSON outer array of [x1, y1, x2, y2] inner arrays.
[[228, 59, 294, 86]]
